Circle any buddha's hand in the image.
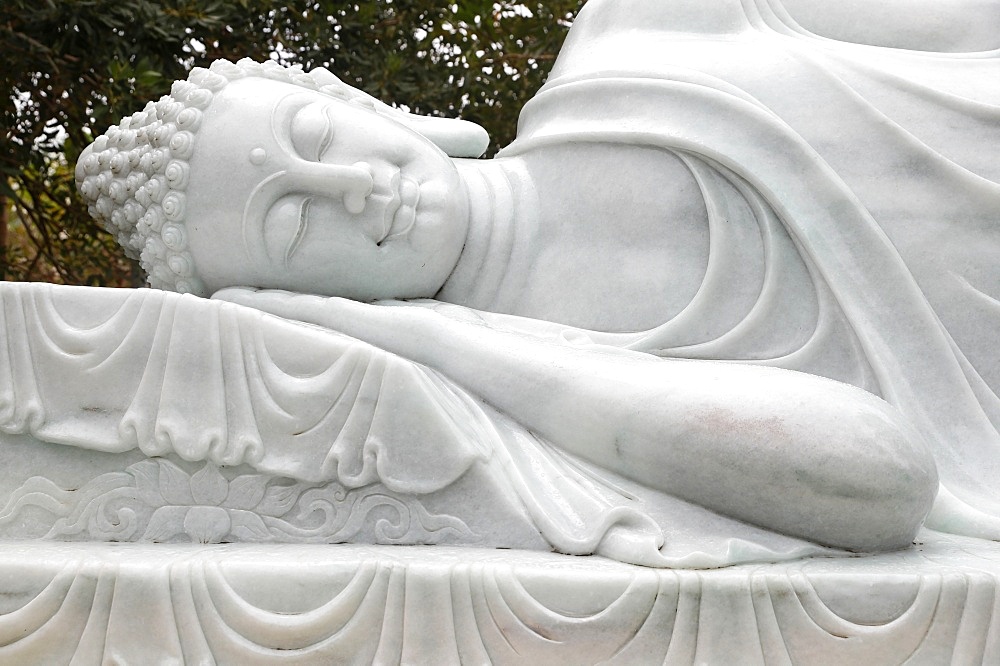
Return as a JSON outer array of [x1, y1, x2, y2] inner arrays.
[[213, 287, 377, 325], [211, 287, 471, 357], [373, 298, 492, 325]]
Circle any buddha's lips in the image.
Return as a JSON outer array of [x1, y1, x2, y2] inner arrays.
[[383, 176, 420, 244], [366, 173, 419, 245], [362, 171, 399, 244], [362, 170, 418, 245]]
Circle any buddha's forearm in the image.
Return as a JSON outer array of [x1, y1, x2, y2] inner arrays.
[[395, 312, 916, 477], [395, 316, 938, 550]]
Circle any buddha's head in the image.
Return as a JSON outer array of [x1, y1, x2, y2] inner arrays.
[[76, 59, 488, 299]]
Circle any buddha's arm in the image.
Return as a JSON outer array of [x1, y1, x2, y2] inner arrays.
[[214, 288, 937, 552]]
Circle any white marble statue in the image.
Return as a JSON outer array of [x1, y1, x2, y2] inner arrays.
[[2, 0, 996, 574]]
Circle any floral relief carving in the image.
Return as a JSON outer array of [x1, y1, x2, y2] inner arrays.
[[0, 459, 474, 545]]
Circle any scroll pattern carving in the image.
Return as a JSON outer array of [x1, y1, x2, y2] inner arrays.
[[0, 459, 474, 545]]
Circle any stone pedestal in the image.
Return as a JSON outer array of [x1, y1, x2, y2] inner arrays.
[[1, 532, 997, 664]]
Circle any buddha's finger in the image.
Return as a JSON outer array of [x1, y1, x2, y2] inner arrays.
[[213, 287, 325, 320], [213, 287, 382, 332]]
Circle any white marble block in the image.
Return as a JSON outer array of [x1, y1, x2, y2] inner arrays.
[[5, 0, 996, 661], [0, 535, 998, 663]]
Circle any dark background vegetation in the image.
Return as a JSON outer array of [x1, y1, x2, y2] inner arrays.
[[2, 0, 582, 287]]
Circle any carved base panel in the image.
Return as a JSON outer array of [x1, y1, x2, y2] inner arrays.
[[0, 533, 997, 664]]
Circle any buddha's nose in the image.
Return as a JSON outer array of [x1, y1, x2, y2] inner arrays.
[[342, 162, 374, 214], [282, 159, 374, 214]]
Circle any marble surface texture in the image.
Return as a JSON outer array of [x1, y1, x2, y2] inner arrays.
[[5, 0, 999, 661], [0, 533, 997, 664]]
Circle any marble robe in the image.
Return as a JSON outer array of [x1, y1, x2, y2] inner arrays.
[[498, 0, 1000, 534]]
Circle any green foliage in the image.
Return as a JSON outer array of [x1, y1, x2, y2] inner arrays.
[[2, 0, 582, 286]]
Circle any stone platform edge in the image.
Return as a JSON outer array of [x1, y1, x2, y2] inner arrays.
[[0, 534, 997, 664]]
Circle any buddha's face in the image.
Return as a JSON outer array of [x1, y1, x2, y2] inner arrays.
[[184, 77, 469, 299]]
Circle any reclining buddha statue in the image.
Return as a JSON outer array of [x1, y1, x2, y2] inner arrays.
[[1, 0, 997, 568]]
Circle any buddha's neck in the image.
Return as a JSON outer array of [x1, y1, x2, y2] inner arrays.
[[437, 158, 538, 311]]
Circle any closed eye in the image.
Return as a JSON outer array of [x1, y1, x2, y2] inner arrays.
[[288, 101, 336, 162], [314, 106, 336, 161], [285, 197, 311, 266]]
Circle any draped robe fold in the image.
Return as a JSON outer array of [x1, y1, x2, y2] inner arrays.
[[499, 0, 1000, 534]]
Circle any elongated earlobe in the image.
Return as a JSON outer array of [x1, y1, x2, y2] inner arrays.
[[395, 114, 490, 159]]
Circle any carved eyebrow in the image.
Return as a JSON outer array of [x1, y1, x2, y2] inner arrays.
[[271, 93, 312, 156], [285, 197, 311, 266]]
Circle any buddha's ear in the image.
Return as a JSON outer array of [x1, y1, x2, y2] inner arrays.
[[308, 66, 490, 158], [392, 114, 490, 158]]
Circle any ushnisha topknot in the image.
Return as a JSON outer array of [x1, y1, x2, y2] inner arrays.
[[76, 58, 489, 296]]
